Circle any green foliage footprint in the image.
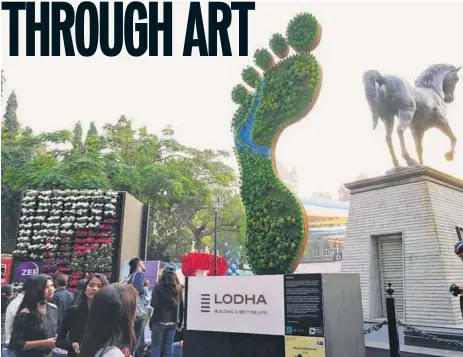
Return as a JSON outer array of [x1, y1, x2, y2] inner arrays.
[[231, 13, 323, 275]]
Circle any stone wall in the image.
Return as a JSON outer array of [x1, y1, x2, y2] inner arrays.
[[341, 167, 463, 326]]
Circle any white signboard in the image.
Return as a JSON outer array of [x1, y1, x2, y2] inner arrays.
[[186, 275, 284, 336]]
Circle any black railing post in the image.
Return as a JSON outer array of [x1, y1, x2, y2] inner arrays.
[[386, 282, 400, 357]]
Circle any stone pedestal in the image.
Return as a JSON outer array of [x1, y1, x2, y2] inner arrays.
[[341, 166, 463, 326]]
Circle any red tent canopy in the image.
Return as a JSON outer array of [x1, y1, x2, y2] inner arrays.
[[181, 252, 227, 277]]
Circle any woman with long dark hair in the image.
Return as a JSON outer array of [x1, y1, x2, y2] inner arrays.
[[56, 274, 109, 357], [150, 263, 183, 357], [8, 275, 58, 357], [79, 284, 138, 357]]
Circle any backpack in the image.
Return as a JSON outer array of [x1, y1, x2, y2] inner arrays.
[[126, 271, 148, 321]]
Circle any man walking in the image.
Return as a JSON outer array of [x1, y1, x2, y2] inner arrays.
[[51, 274, 74, 330]]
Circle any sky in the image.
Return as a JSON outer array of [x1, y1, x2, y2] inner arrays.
[[2, 1, 463, 199]]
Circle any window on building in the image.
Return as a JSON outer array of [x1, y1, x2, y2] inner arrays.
[[322, 241, 331, 257]]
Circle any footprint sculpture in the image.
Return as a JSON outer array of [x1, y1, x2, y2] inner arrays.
[[231, 13, 323, 275]]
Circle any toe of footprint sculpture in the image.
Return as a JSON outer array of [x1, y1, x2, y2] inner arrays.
[[231, 13, 323, 275]]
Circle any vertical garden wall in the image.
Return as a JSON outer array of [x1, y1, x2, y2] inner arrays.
[[13, 189, 121, 288]]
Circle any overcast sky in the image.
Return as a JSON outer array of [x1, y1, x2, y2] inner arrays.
[[2, 1, 462, 198]]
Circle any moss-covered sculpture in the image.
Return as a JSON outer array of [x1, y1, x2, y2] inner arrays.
[[231, 13, 323, 275]]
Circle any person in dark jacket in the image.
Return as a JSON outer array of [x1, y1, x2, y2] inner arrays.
[[50, 274, 74, 330], [56, 274, 109, 357], [150, 263, 183, 357], [8, 275, 58, 357]]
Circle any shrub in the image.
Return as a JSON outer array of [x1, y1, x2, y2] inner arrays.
[[254, 48, 274, 71], [286, 13, 319, 52], [269, 34, 289, 58], [232, 85, 250, 105], [241, 66, 260, 88]]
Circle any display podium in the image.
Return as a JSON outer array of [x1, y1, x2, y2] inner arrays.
[[183, 273, 365, 357]]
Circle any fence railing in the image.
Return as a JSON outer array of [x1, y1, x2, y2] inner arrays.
[[363, 282, 463, 356]]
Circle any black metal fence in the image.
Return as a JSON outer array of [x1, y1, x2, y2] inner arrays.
[[364, 282, 463, 356]]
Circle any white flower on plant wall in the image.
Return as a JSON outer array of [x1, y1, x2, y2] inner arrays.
[[104, 210, 116, 217]]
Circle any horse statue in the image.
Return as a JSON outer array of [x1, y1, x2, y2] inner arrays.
[[363, 63, 460, 169]]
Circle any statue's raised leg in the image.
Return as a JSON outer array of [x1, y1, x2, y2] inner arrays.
[[397, 109, 420, 167], [385, 118, 399, 167], [436, 120, 457, 161], [411, 126, 424, 165]]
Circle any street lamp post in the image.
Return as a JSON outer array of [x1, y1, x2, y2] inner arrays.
[[213, 195, 223, 276]]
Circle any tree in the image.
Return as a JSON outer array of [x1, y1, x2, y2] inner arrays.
[[3, 91, 19, 142], [2, 111, 244, 260], [1, 70, 6, 99], [193, 194, 246, 252], [71, 121, 83, 155]]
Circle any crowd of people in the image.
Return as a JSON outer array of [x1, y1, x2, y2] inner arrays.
[[1, 258, 184, 357]]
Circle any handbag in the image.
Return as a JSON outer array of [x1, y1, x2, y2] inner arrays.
[[126, 271, 148, 321]]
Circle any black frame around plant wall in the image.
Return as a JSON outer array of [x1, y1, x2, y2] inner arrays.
[[2, 190, 24, 255], [8, 191, 25, 283], [111, 192, 125, 283], [139, 204, 150, 260]]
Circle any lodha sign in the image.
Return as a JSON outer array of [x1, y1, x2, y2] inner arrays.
[[187, 275, 284, 335]]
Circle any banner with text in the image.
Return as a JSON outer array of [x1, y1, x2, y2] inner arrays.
[[187, 275, 285, 335]]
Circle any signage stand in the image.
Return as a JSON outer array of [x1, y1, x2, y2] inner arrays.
[[184, 273, 365, 357]]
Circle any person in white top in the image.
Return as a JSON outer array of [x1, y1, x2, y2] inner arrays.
[[4, 280, 32, 346]]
